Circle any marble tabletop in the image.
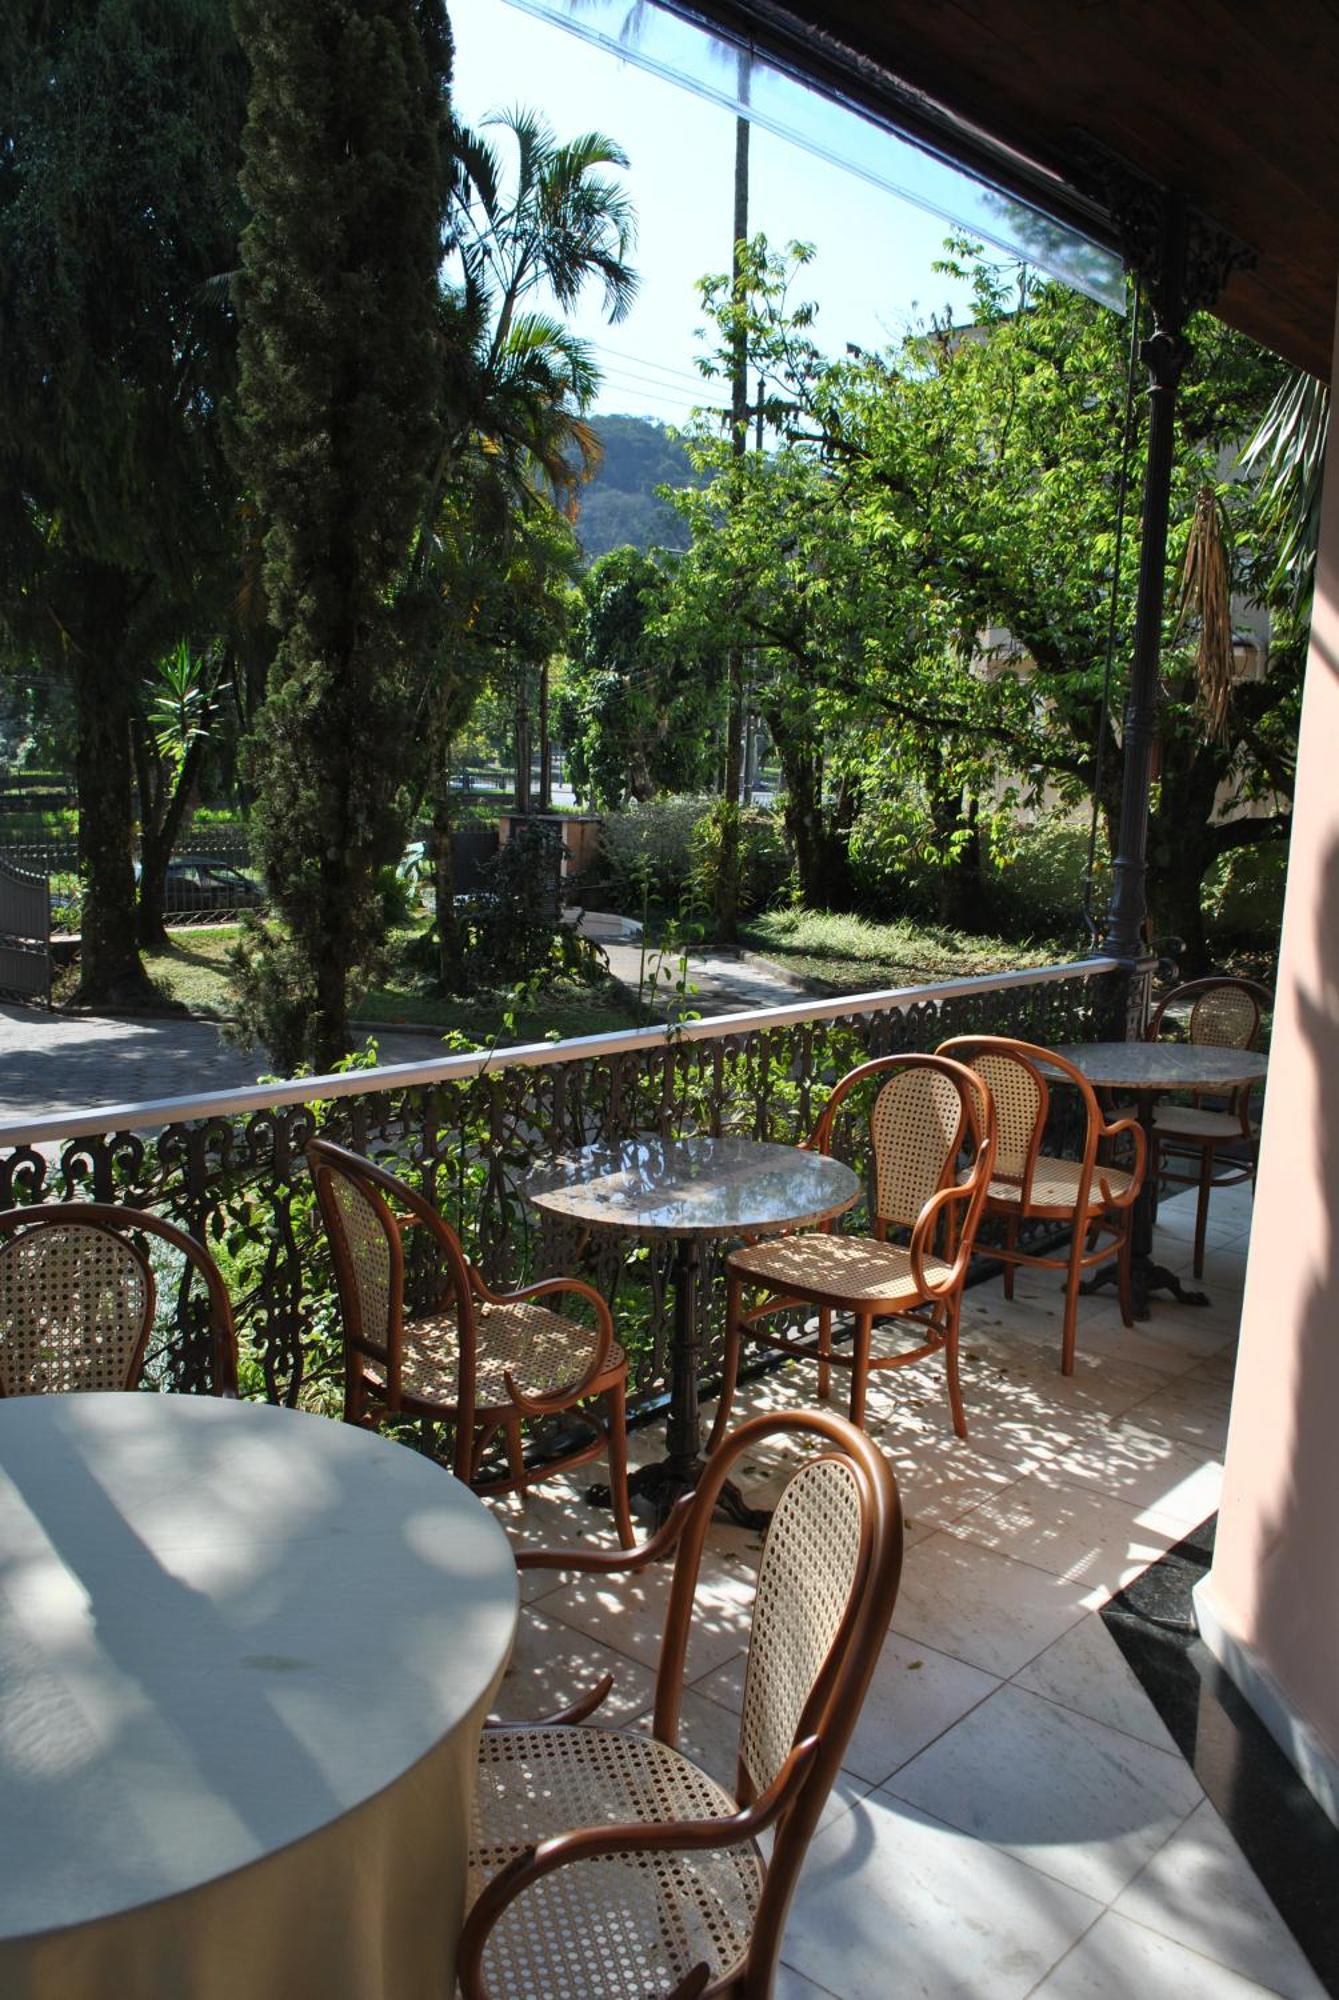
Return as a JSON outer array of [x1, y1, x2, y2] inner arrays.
[[1047, 1042, 1268, 1092], [526, 1133, 860, 1240]]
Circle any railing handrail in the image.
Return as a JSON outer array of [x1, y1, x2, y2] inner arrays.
[[0, 956, 1119, 1150]]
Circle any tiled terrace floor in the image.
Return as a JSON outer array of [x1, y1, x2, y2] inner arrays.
[[491, 1182, 1327, 2000]]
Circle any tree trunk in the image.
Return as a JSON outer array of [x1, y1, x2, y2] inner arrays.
[[933, 791, 987, 931], [767, 702, 855, 909], [432, 788, 467, 995], [134, 726, 207, 950], [72, 574, 159, 1009], [538, 659, 552, 811]]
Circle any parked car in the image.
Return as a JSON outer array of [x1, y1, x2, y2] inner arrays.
[[157, 856, 266, 914]]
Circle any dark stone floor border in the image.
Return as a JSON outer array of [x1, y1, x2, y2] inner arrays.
[[1101, 1515, 1339, 1995]]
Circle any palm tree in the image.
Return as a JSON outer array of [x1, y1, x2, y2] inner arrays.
[[412, 105, 640, 987]]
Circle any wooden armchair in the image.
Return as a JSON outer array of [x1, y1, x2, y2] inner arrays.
[[306, 1139, 634, 1545], [462, 1408, 902, 2000], [707, 1054, 995, 1441], [0, 1201, 239, 1396], [1145, 976, 1269, 1275], [936, 1035, 1146, 1375]]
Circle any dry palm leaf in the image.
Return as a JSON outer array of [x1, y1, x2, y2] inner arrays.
[[1175, 483, 1235, 744]]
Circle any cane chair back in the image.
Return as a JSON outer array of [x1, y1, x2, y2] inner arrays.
[[868, 1064, 968, 1233], [967, 1047, 1047, 1191], [738, 1452, 866, 1798], [463, 1410, 902, 2000], [1147, 976, 1268, 1055], [307, 1139, 475, 1423], [0, 1203, 239, 1396]]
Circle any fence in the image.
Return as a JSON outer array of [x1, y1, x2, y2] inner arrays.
[[0, 857, 51, 1004], [0, 957, 1133, 1422]]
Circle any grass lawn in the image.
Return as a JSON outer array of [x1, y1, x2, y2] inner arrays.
[[741, 908, 1065, 992], [142, 927, 644, 1045]]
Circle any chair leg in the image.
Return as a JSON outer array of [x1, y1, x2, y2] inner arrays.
[[706, 1276, 744, 1457], [1060, 1226, 1085, 1377], [1117, 1212, 1134, 1328], [849, 1315, 872, 1432], [1194, 1147, 1213, 1279], [504, 1417, 527, 1497], [816, 1306, 833, 1401], [944, 1303, 968, 1441], [605, 1378, 635, 1549], [1002, 1214, 1018, 1299]]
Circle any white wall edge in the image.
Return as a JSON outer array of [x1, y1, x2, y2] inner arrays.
[[1193, 1574, 1339, 1832]]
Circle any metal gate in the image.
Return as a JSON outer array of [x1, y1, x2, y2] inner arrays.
[[0, 856, 51, 1004]]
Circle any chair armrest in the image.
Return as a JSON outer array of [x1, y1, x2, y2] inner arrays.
[[1097, 1115, 1146, 1207], [909, 1183, 972, 1298], [457, 1737, 820, 2000], [487, 1673, 614, 1731], [514, 1491, 695, 1577], [471, 1272, 617, 1414]]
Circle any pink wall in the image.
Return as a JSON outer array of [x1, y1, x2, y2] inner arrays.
[[1199, 274, 1339, 1817]]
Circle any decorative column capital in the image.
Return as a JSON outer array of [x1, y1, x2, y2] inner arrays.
[[1070, 139, 1257, 328]]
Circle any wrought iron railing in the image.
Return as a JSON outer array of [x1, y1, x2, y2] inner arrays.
[[0, 957, 1129, 1417]]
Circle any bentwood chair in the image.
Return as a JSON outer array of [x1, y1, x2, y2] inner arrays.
[[707, 1054, 996, 1443], [0, 1202, 239, 1396], [307, 1139, 634, 1546], [936, 1035, 1146, 1376], [461, 1408, 902, 2000], [1145, 976, 1270, 1277]]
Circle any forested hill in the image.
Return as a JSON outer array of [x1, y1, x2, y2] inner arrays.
[[573, 414, 702, 560]]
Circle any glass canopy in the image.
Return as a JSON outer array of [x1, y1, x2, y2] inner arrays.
[[498, 0, 1126, 313]]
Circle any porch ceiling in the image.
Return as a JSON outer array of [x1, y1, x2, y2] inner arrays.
[[681, 0, 1339, 376]]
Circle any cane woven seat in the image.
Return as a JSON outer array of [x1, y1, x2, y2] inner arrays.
[[728, 1231, 954, 1310], [1144, 977, 1269, 1280], [986, 1155, 1136, 1211], [471, 1726, 762, 2000], [459, 1418, 899, 2000], [938, 1036, 1145, 1378], [1152, 1103, 1255, 1141], [711, 1055, 996, 1444], [364, 1299, 625, 1412], [307, 1138, 635, 1543]]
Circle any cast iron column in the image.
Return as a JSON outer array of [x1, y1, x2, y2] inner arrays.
[[1104, 198, 1190, 963]]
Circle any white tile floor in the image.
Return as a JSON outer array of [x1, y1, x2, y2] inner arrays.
[[491, 1182, 1329, 2000]]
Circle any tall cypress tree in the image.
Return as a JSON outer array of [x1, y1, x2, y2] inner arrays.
[[230, 0, 451, 1069], [0, 1, 246, 1007]]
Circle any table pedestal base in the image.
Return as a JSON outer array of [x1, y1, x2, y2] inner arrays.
[[1080, 1257, 1209, 1319], [586, 1458, 771, 1534]]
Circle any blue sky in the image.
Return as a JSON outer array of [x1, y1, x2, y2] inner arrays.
[[449, 0, 984, 425]]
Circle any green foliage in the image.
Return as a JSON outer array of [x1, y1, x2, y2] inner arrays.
[[230, 0, 451, 1069], [557, 547, 719, 808], [592, 793, 788, 916], [659, 235, 1294, 959], [0, 0, 248, 1003]]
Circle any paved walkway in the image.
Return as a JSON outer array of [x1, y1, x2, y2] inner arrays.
[[0, 1006, 455, 1127], [0, 915, 808, 1128]]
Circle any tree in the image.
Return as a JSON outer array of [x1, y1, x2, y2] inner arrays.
[[404, 107, 639, 988], [558, 548, 719, 810], [230, 0, 452, 1068], [664, 238, 1296, 963], [0, 0, 247, 1005]]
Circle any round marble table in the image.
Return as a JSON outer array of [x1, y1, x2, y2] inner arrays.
[[0, 1395, 518, 2000], [527, 1135, 860, 1523], [1048, 1041, 1267, 1315]]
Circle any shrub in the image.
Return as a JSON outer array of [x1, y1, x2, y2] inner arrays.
[[981, 812, 1105, 941], [1202, 841, 1286, 948], [593, 794, 789, 917]]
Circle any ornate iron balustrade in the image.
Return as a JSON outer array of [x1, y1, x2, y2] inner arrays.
[[0, 957, 1128, 1420]]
